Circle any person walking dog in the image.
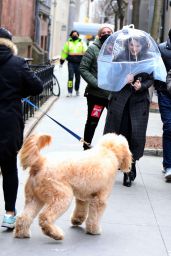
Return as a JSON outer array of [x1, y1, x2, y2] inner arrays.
[[0, 27, 43, 229]]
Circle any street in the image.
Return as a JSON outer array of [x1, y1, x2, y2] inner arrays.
[[0, 64, 171, 256]]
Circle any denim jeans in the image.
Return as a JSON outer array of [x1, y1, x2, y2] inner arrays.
[[158, 91, 171, 169]]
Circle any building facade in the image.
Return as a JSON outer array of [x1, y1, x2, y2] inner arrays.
[[49, 0, 70, 58], [0, 0, 52, 63], [33, 0, 51, 63], [0, 0, 35, 57]]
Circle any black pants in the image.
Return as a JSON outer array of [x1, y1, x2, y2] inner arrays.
[[83, 95, 109, 150], [68, 62, 81, 93], [0, 155, 18, 212]]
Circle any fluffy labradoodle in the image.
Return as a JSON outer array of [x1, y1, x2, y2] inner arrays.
[[14, 133, 132, 240]]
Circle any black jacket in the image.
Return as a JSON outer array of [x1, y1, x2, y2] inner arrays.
[[154, 38, 171, 96], [0, 38, 43, 161], [158, 39, 171, 72]]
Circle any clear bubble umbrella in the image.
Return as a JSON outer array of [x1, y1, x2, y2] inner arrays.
[[97, 24, 167, 92]]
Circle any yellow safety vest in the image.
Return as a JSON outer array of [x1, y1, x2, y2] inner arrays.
[[61, 38, 87, 60]]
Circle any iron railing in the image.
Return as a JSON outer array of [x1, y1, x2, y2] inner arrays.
[[22, 64, 54, 122]]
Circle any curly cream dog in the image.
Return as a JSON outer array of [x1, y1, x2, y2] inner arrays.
[[14, 133, 132, 240]]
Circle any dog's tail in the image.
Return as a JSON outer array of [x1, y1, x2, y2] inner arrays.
[[19, 134, 52, 170]]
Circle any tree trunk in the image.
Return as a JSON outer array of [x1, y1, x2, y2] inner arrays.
[[138, 0, 149, 31], [117, 0, 127, 29], [115, 14, 118, 31], [132, 0, 141, 29], [150, 0, 164, 41], [120, 16, 124, 29]]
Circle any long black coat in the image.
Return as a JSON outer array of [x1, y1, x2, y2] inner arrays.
[[104, 73, 153, 160], [0, 39, 43, 161]]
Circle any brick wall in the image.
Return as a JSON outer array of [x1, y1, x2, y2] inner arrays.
[[0, 0, 35, 58], [0, 0, 35, 38]]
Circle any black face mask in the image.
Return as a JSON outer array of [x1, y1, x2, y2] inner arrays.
[[72, 36, 78, 41], [99, 34, 110, 44]]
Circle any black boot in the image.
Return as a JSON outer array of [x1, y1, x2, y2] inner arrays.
[[83, 143, 91, 150], [130, 162, 136, 181], [123, 173, 132, 187]]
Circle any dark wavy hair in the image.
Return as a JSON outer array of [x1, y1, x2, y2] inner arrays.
[[124, 36, 149, 52], [69, 30, 79, 37]]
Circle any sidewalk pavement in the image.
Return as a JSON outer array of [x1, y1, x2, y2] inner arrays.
[[1, 64, 171, 256]]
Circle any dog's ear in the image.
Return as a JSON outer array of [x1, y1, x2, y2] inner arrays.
[[119, 146, 132, 172], [117, 135, 132, 171]]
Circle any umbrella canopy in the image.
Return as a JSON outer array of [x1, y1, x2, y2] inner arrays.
[[98, 25, 167, 91]]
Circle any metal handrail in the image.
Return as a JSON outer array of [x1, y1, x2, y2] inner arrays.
[[22, 64, 54, 122]]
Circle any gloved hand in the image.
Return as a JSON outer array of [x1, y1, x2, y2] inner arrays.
[[60, 59, 65, 67]]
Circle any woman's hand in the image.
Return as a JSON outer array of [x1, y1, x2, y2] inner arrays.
[[133, 79, 141, 91], [126, 73, 134, 84]]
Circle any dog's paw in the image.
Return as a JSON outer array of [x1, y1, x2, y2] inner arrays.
[[86, 224, 102, 235], [50, 232, 64, 240], [71, 216, 85, 226], [50, 227, 64, 241], [14, 216, 31, 238], [41, 226, 64, 240], [13, 228, 31, 239]]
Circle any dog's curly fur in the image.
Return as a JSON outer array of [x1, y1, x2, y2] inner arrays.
[[14, 133, 132, 240]]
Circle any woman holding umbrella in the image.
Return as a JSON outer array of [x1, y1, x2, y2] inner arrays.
[[98, 26, 166, 187]]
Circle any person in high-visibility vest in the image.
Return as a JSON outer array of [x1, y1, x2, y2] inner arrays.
[[60, 30, 87, 97]]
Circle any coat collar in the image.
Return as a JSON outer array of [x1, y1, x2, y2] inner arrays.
[[0, 38, 18, 55], [93, 38, 102, 49]]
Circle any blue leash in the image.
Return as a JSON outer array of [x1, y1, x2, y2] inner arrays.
[[22, 98, 91, 147]]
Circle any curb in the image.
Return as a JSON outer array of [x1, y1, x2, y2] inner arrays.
[[144, 148, 163, 157], [150, 108, 159, 113], [24, 96, 58, 138]]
